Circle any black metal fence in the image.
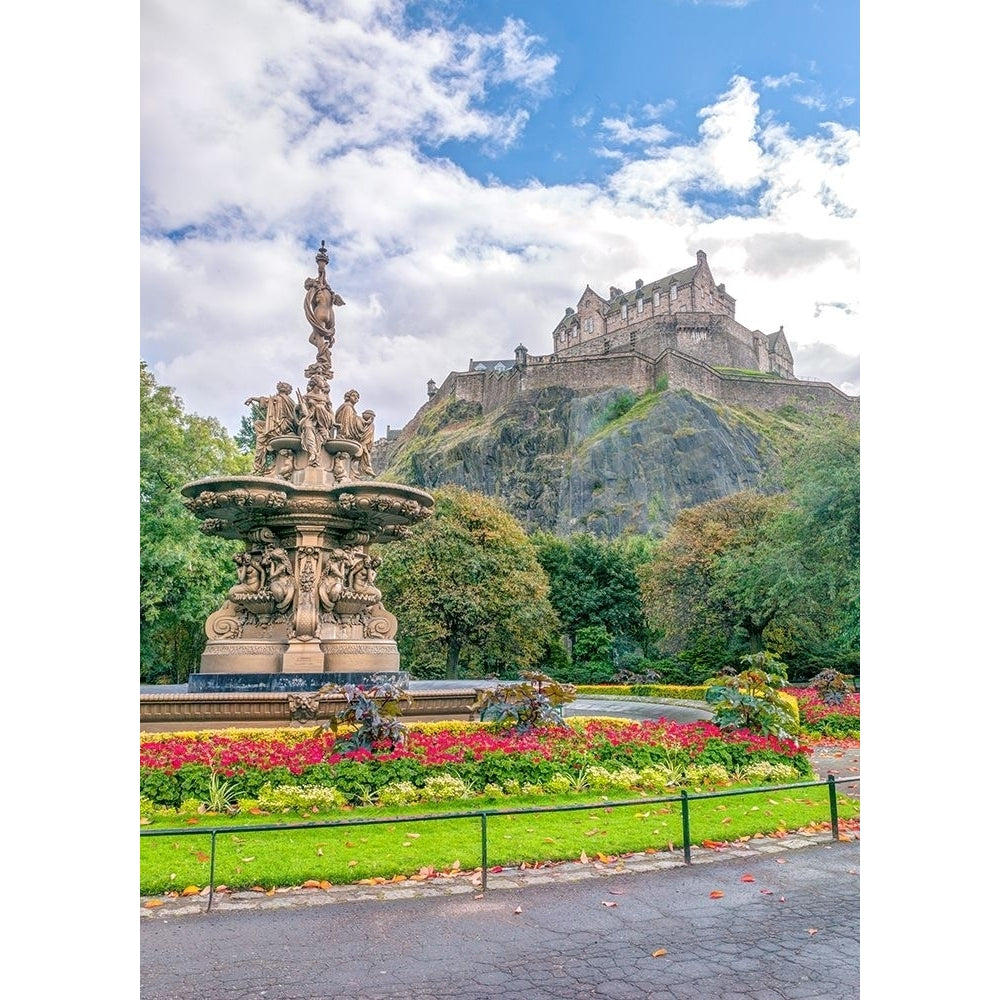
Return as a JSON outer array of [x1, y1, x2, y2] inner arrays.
[[141, 773, 858, 910]]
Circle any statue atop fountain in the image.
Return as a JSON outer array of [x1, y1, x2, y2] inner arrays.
[[180, 245, 434, 688]]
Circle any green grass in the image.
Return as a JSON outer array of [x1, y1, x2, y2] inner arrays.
[[140, 784, 859, 895]]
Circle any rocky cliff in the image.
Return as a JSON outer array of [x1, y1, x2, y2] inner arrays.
[[375, 383, 845, 538]]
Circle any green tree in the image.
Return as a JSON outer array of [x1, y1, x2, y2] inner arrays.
[[140, 362, 249, 683], [639, 491, 791, 672], [531, 532, 652, 657], [766, 420, 860, 674], [375, 486, 560, 679]]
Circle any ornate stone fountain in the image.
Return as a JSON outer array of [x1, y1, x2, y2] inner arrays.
[[178, 243, 434, 693]]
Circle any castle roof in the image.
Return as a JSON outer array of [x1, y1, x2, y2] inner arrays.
[[469, 359, 517, 373]]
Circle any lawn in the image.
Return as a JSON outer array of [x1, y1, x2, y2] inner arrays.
[[140, 712, 860, 897]]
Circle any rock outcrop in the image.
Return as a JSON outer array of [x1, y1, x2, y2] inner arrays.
[[375, 383, 835, 538]]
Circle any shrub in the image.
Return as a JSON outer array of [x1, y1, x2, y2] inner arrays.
[[470, 670, 576, 733], [683, 763, 730, 788], [256, 784, 348, 812], [377, 782, 421, 807], [418, 774, 471, 802], [317, 677, 412, 751], [811, 668, 856, 706], [705, 651, 797, 739]]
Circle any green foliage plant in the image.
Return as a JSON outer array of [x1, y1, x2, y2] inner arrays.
[[204, 771, 239, 814], [705, 651, 798, 740], [811, 668, 856, 706], [256, 784, 348, 812], [469, 670, 577, 733], [317, 677, 412, 751]]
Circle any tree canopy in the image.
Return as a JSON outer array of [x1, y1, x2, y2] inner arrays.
[[375, 486, 560, 679], [140, 362, 249, 682], [639, 419, 860, 677]]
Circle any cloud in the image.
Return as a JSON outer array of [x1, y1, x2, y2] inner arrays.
[[600, 117, 673, 146], [141, 5, 860, 438]]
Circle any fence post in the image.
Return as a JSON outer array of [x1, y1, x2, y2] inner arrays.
[[208, 831, 218, 911], [826, 774, 840, 841], [480, 813, 488, 892], [681, 790, 691, 864]]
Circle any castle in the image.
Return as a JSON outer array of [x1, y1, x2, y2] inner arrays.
[[388, 250, 857, 440]]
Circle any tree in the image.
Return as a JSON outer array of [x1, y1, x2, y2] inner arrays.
[[531, 532, 652, 657], [639, 491, 791, 672], [639, 419, 860, 678], [140, 362, 249, 682], [375, 486, 560, 679]]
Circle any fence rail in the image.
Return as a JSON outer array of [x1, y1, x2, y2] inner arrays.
[[141, 773, 858, 910]]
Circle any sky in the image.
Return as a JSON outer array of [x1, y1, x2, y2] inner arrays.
[[140, 0, 861, 439]]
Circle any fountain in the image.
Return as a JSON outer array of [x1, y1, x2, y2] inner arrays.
[[139, 245, 477, 730]]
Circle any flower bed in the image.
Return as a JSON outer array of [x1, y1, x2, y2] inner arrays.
[[790, 687, 860, 740], [140, 718, 813, 810]]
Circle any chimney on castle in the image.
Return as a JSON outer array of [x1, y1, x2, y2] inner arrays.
[[635, 279, 643, 289]]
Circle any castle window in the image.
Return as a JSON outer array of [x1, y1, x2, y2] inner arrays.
[[621, 303, 627, 320], [637, 296, 644, 313], [559, 330, 565, 341], [653, 290, 660, 307], [584, 316, 594, 334], [669, 284, 677, 301]]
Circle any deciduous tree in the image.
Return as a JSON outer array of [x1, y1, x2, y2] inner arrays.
[[375, 486, 559, 678], [140, 362, 248, 682]]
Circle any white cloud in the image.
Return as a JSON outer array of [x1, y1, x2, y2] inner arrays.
[[600, 116, 674, 146], [141, 5, 860, 439]]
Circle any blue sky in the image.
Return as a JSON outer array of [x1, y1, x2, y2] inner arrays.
[[138, 0, 861, 437]]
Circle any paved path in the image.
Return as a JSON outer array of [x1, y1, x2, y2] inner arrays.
[[141, 837, 859, 999]]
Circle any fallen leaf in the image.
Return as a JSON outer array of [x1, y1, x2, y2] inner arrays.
[[390, 874, 407, 883], [808, 928, 818, 935], [195, 851, 210, 863], [347, 860, 358, 867], [778, 896, 786, 903], [709, 890, 724, 899], [721, 817, 732, 825], [181, 885, 201, 896], [543, 837, 556, 844], [760, 889, 773, 896], [143, 900, 164, 909], [775, 858, 787, 864], [608, 889, 626, 895], [301, 880, 324, 889], [473, 893, 484, 899], [651, 949, 667, 958], [401, 842, 412, 847], [584, 829, 598, 836], [489, 866, 504, 873], [513, 906, 522, 914], [451, 860, 461, 870], [316, 847, 324, 856], [601, 900, 618, 908], [240, 857, 255, 863], [406, 832, 420, 839], [741, 874, 755, 883], [579, 851, 589, 864]]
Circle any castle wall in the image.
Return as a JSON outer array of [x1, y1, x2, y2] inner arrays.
[[654, 351, 859, 420], [522, 353, 654, 397]]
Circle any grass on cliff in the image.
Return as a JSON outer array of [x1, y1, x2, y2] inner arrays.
[[140, 785, 858, 896]]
